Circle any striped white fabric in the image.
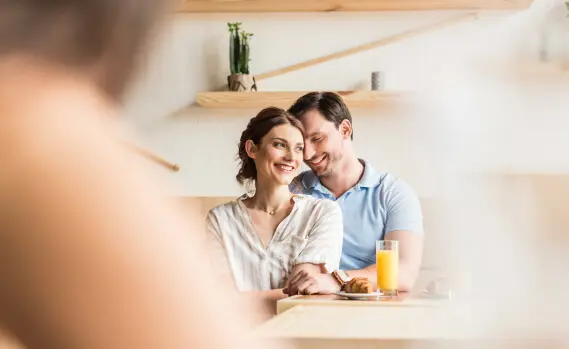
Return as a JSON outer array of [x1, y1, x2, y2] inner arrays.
[[206, 194, 343, 291]]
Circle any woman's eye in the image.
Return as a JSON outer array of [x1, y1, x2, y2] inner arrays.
[[274, 142, 285, 148], [296, 146, 304, 152]]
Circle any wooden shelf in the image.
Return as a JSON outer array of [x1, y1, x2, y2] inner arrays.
[[178, 0, 533, 13], [196, 91, 405, 109]]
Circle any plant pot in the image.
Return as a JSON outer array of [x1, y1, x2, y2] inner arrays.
[[227, 74, 257, 92]]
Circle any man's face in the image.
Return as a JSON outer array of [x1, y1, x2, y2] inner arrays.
[[299, 109, 347, 177]]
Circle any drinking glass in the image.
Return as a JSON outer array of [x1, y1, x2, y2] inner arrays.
[[376, 240, 399, 296]]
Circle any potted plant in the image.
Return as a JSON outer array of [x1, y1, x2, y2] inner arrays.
[[227, 22, 257, 92]]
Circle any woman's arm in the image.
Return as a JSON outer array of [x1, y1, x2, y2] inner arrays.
[[206, 213, 284, 321], [344, 231, 423, 292], [284, 200, 344, 296], [294, 200, 344, 271], [205, 212, 240, 288], [241, 263, 322, 316]]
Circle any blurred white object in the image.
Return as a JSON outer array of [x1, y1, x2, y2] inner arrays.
[[425, 0, 569, 344]]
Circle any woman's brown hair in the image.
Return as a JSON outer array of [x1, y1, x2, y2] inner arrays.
[[236, 107, 304, 185], [0, 0, 163, 101]]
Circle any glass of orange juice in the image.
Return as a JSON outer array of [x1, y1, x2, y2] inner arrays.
[[376, 240, 398, 296]]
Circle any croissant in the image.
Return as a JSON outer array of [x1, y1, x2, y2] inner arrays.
[[344, 277, 374, 294]]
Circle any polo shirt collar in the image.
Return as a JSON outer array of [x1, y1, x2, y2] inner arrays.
[[358, 159, 382, 188], [302, 159, 381, 194]]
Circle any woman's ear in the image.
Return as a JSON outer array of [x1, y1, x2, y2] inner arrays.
[[245, 140, 257, 160]]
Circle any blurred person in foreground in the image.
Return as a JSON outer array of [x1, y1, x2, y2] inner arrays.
[[0, 1, 268, 348]]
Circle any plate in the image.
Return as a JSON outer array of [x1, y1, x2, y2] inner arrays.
[[333, 291, 384, 300]]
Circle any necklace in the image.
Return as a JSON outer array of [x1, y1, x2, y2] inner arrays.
[[261, 208, 276, 215], [257, 200, 293, 215], [251, 195, 295, 215]]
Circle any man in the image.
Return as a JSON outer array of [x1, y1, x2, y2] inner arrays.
[[284, 92, 424, 296]]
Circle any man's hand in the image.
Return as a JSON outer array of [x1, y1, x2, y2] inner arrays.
[[282, 270, 341, 296]]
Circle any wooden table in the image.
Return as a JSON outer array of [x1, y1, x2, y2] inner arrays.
[[255, 304, 552, 349], [255, 304, 454, 349], [277, 292, 447, 314]]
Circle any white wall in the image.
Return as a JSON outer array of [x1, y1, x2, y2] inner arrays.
[[120, 10, 520, 197]]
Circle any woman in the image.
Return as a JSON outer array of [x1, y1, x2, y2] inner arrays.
[[206, 107, 343, 301], [0, 1, 265, 348]]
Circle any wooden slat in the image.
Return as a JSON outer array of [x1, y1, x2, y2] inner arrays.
[[196, 91, 404, 109], [120, 141, 181, 172], [255, 13, 477, 81], [178, 0, 533, 12]]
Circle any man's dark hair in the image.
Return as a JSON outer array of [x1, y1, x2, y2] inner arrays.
[[287, 91, 353, 140]]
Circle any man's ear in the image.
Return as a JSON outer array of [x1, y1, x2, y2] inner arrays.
[[339, 120, 353, 140], [245, 140, 258, 159]]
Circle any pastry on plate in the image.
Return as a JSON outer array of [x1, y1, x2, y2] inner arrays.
[[344, 277, 374, 294]]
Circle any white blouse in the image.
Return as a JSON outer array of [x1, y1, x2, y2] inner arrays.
[[205, 194, 343, 291]]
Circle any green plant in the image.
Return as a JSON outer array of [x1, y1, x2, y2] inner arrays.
[[227, 22, 253, 75]]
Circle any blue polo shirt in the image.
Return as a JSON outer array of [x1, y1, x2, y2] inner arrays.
[[290, 160, 423, 270]]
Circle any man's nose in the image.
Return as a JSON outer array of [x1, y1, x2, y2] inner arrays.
[[304, 142, 316, 161]]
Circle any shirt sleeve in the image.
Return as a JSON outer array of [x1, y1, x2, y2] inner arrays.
[[288, 174, 305, 194], [294, 199, 344, 272], [384, 179, 424, 235], [205, 211, 237, 286]]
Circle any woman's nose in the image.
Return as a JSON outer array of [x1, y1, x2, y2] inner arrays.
[[283, 147, 294, 160]]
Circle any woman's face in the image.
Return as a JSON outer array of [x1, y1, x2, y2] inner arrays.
[[248, 124, 304, 186]]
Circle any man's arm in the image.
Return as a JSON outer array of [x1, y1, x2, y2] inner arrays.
[[349, 178, 424, 292], [283, 229, 423, 294], [345, 230, 424, 292], [285, 178, 424, 294]]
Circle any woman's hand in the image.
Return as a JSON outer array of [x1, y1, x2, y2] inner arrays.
[[283, 270, 341, 296]]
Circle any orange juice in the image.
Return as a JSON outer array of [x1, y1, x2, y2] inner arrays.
[[376, 249, 398, 292]]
